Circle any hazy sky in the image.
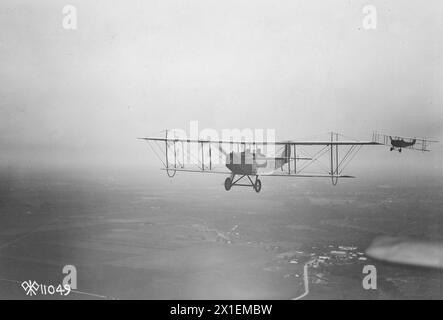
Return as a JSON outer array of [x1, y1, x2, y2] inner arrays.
[[1, 0, 442, 175]]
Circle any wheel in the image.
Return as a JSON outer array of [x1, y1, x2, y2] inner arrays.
[[224, 177, 232, 191], [390, 147, 394, 151], [254, 179, 262, 193], [399, 149, 402, 153]]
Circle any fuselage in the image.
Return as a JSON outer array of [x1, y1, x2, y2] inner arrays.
[[390, 137, 416, 148], [225, 150, 266, 175]]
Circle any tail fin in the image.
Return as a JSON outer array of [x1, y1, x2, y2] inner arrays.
[[275, 144, 291, 169]]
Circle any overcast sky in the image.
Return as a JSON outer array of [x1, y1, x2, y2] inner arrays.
[[1, 0, 442, 176]]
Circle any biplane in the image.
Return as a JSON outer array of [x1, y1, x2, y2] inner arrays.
[[140, 131, 437, 192], [372, 131, 438, 153]]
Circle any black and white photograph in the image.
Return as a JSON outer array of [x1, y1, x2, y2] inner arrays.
[[1, 0, 442, 306]]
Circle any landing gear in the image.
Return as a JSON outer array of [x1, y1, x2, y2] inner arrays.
[[224, 177, 232, 191], [254, 178, 262, 193], [223, 174, 262, 193]]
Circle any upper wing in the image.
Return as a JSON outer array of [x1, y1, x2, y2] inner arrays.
[[139, 137, 379, 146]]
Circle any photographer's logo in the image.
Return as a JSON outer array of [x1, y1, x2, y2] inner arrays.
[[362, 265, 377, 290], [362, 5, 377, 30], [62, 5, 77, 30], [20, 265, 76, 297], [21, 280, 39, 296], [63, 264, 77, 290]]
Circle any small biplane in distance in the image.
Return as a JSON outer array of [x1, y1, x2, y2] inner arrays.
[[140, 131, 437, 193], [372, 131, 438, 153]]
